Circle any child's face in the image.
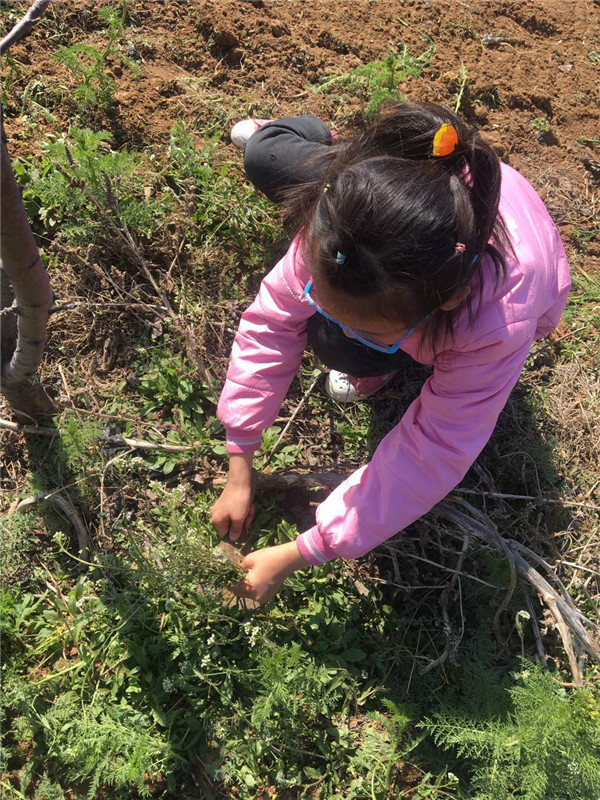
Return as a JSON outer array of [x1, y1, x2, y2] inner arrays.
[[311, 276, 413, 347]]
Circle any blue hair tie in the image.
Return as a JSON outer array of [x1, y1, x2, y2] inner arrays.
[[336, 251, 347, 266]]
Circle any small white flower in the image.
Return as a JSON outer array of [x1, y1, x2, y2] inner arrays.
[[201, 653, 211, 668], [162, 677, 175, 693], [207, 634, 216, 646], [361, 670, 368, 679]]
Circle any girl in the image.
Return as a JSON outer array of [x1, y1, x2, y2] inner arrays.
[[210, 103, 570, 604]]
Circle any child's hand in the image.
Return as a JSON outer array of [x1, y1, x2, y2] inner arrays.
[[210, 480, 255, 541], [232, 541, 309, 604], [211, 453, 256, 541]]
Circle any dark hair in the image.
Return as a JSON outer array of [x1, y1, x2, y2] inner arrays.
[[282, 102, 513, 350]]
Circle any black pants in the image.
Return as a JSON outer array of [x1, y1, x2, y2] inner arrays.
[[244, 115, 413, 378]]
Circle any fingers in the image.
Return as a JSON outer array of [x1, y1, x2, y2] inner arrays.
[[210, 508, 231, 539], [231, 579, 255, 599], [230, 505, 255, 542], [240, 552, 256, 570], [229, 515, 244, 541]]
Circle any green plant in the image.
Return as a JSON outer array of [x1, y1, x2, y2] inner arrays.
[[126, 345, 222, 472], [315, 40, 436, 117], [55, 44, 116, 116], [52, 3, 136, 119], [421, 663, 600, 800], [571, 227, 599, 244], [0, 513, 43, 583], [531, 116, 551, 133], [1, 52, 25, 110], [166, 120, 278, 256], [13, 126, 169, 246], [474, 85, 504, 110]]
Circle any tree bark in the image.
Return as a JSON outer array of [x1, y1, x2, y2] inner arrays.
[[1, 128, 56, 417]]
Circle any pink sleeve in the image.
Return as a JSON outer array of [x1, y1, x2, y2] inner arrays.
[[217, 235, 314, 454], [296, 320, 536, 565]]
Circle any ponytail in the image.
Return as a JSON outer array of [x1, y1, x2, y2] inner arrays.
[[281, 102, 513, 350]]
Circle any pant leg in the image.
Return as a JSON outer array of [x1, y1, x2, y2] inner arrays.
[[245, 115, 414, 378], [243, 115, 333, 202], [307, 315, 414, 378]]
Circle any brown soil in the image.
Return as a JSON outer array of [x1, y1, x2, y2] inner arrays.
[[3, 0, 599, 270], [3, 2, 599, 196]]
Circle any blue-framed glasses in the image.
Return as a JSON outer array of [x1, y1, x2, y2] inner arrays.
[[303, 279, 427, 354]]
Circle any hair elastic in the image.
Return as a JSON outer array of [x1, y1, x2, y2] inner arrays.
[[323, 182, 330, 194], [336, 251, 347, 266], [433, 123, 459, 157]]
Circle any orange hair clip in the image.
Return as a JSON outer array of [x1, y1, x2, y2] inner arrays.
[[432, 123, 459, 157]]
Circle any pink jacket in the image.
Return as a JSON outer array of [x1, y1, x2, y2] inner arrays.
[[217, 164, 570, 565]]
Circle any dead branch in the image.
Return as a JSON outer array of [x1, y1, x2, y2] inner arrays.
[[103, 432, 193, 453], [50, 493, 92, 563], [454, 487, 600, 513], [265, 372, 321, 463], [10, 489, 91, 564], [435, 501, 600, 685], [54, 164, 177, 321], [524, 590, 549, 669], [0, 417, 58, 436], [420, 533, 470, 675], [0, 0, 51, 56], [0, 417, 194, 452]]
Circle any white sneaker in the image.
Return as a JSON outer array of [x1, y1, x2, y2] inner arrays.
[[230, 118, 273, 149], [324, 370, 398, 403]]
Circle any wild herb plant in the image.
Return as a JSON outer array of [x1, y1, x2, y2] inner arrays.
[[13, 126, 169, 246], [52, 2, 136, 120], [166, 119, 278, 257], [54, 44, 117, 117], [315, 40, 436, 116], [422, 663, 600, 800]]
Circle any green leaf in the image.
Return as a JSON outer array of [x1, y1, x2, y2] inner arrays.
[[340, 648, 367, 663]]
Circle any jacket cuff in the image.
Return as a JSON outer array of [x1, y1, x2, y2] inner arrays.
[[296, 525, 338, 566], [225, 429, 262, 454]]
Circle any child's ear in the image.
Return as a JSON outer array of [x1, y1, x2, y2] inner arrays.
[[440, 284, 471, 311]]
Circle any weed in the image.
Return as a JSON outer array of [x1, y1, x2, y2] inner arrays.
[[0, 513, 44, 583], [166, 119, 278, 258], [531, 116, 551, 133], [449, 65, 469, 113], [1, 52, 26, 111], [55, 44, 117, 117], [52, 2, 137, 120], [475, 85, 504, 110], [571, 228, 599, 244], [422, 663, 600, 800], [315, 40, 436, 117], [577, 136, 600, 148], [13, 126, 168, 246]]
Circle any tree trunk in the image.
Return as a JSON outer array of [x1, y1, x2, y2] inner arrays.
[[1, 127, 56, 418]]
